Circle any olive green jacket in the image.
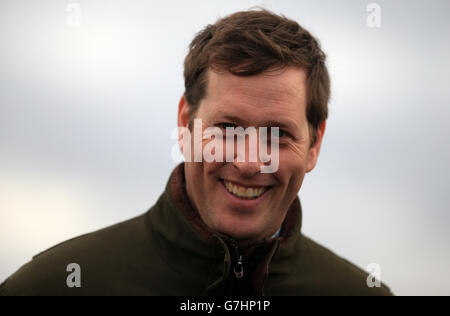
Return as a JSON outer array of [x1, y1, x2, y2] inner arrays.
[[0, 163, 393, 296]]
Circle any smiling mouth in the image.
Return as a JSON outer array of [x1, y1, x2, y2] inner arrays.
[[220, 179, 271, 200]]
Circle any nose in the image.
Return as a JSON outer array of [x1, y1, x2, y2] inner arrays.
[[231, 133, 266, 178], [233, 160, 264, 178]]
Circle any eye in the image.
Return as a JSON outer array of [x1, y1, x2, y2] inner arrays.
[[219, 122, 236, 130], [271, 128, 289, 139]]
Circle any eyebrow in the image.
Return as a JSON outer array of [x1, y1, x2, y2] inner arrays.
[[221, 114, 298, 131]]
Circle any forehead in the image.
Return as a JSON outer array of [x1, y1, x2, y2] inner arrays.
[[200, 67, 308, 125]]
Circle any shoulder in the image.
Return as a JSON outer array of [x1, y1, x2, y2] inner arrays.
[[0, 213, 153, 296], [297, 234, 394, 296]]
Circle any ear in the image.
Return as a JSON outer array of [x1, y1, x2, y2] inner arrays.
[[177, 95, 191, 155], [306, 120, 326, 173], [178, 95, 190, 128]]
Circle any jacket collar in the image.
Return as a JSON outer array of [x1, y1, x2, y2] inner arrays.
[[148, 163, 303, 294]]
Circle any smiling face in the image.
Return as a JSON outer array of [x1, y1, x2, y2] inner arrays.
[[178, 67, 326, 245]]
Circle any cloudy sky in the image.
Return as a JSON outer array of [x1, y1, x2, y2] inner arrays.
[[1, 0, 449, 295]]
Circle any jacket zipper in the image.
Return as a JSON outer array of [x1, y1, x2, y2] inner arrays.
[[233, 244, 244, 279]]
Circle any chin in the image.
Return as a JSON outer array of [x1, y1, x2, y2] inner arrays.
[[215, 220, 261, 242]]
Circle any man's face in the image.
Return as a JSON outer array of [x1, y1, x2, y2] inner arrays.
[[178, 67, 325, 245]]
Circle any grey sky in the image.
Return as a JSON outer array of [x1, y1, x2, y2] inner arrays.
[[1, 0, 449, 295]]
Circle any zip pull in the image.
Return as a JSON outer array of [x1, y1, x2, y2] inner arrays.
[[234, 255, 244, 278], [233, 246, 244, 278]]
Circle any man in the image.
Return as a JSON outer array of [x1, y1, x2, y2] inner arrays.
[[0, 9, 393, 296]]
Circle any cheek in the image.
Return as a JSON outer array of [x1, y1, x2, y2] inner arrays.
[[279, 143, 308, 172], [185, 162, 203, 187], [200, 161, 227, 189], [285, 140, 308, 160], [277, 146, 308, 190], [203, 161, 223, 175]]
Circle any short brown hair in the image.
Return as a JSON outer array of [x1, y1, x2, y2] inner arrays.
[[183, 9, 330, 145]]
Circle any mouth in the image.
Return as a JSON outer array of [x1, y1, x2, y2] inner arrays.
[[220, 178, 272, 200]]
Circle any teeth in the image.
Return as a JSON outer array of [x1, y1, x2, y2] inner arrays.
[[223, 180, 268, 199]]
